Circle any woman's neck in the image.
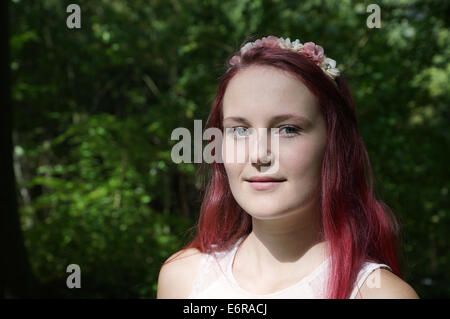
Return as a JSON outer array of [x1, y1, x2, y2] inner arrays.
[[236, 202, 328, 279]]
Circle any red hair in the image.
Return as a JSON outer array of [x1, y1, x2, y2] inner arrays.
[[178, 36, 402, 299]]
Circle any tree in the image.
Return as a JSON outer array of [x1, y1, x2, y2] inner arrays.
[[2, 0, 37, 298]]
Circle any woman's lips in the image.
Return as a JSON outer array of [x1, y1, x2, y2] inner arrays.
[[246, 180, 285, 190]]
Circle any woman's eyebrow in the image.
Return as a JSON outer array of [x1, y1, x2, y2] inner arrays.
[[270, 114, 312, 126], [222, 116, 251, 126], [223, 113, 312, 126]]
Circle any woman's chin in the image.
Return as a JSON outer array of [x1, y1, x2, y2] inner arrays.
[[242, 206, 287, 220]]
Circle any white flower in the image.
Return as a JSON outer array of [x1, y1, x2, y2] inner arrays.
[[321, 58, 340, 79], [285, 37, 291, 47], [240, 42, 254, 55], [279, 37, 304, 51], [326, 67, 340, 78], [323, 58, 336, 69], [291, 39, 303, 51], [278, 37, 290, 50]]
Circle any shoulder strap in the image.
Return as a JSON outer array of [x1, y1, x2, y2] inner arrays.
[[188, 253, 210, 298], [187, 239, 244, 298], [188, 251, 229, 298], [349, 262, 392, 299]]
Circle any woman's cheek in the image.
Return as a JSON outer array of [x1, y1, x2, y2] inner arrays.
[[279, 142, 322, 178], [224, 161, 244, 187]]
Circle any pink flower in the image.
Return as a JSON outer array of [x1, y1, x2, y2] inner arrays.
[[252, 36, 280, 49], [258, 36, 280, 49], [240, 36, 281, 56], [229, 55, 241, 66], [301, 42, 325, 65]]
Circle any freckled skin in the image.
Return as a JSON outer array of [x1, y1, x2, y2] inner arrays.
[[222, 65, 327, 220]]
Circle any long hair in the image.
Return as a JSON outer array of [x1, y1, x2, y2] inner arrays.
[[177, 36, 402, 299]]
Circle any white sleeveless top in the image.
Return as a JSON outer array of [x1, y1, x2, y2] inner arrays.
[[187, 237, 391, 299]]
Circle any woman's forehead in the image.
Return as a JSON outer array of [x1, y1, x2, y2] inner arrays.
[[223, 66, 320, 120]]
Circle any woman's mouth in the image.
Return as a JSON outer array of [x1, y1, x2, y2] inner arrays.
[[245, 176, 286, 191]]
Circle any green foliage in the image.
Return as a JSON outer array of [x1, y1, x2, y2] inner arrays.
[[10, 0, 449, 298]]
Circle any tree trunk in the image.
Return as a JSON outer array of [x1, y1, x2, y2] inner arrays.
[[2, 0, 38, 298]]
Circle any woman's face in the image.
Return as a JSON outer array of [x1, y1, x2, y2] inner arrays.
[[222, 65, 327, 220]]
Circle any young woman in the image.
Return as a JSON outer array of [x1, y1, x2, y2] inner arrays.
[[157, 35, 419, 299]]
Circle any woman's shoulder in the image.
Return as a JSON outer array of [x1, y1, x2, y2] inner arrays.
[[156, 247, 205, 299], [354, 264, 419, 299]]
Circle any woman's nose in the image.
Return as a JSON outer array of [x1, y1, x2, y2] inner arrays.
[[249, 128, 273, 165]]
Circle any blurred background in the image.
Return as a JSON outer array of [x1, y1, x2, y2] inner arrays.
[[4, 0, 449, 298]]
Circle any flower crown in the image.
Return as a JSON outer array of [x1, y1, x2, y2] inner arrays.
[[229, 35, 340, 80]]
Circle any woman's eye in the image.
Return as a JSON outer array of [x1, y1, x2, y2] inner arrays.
[[227, 126, 300, 138], [278, 125, 301, 137], [229, 127, 249, 137]]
